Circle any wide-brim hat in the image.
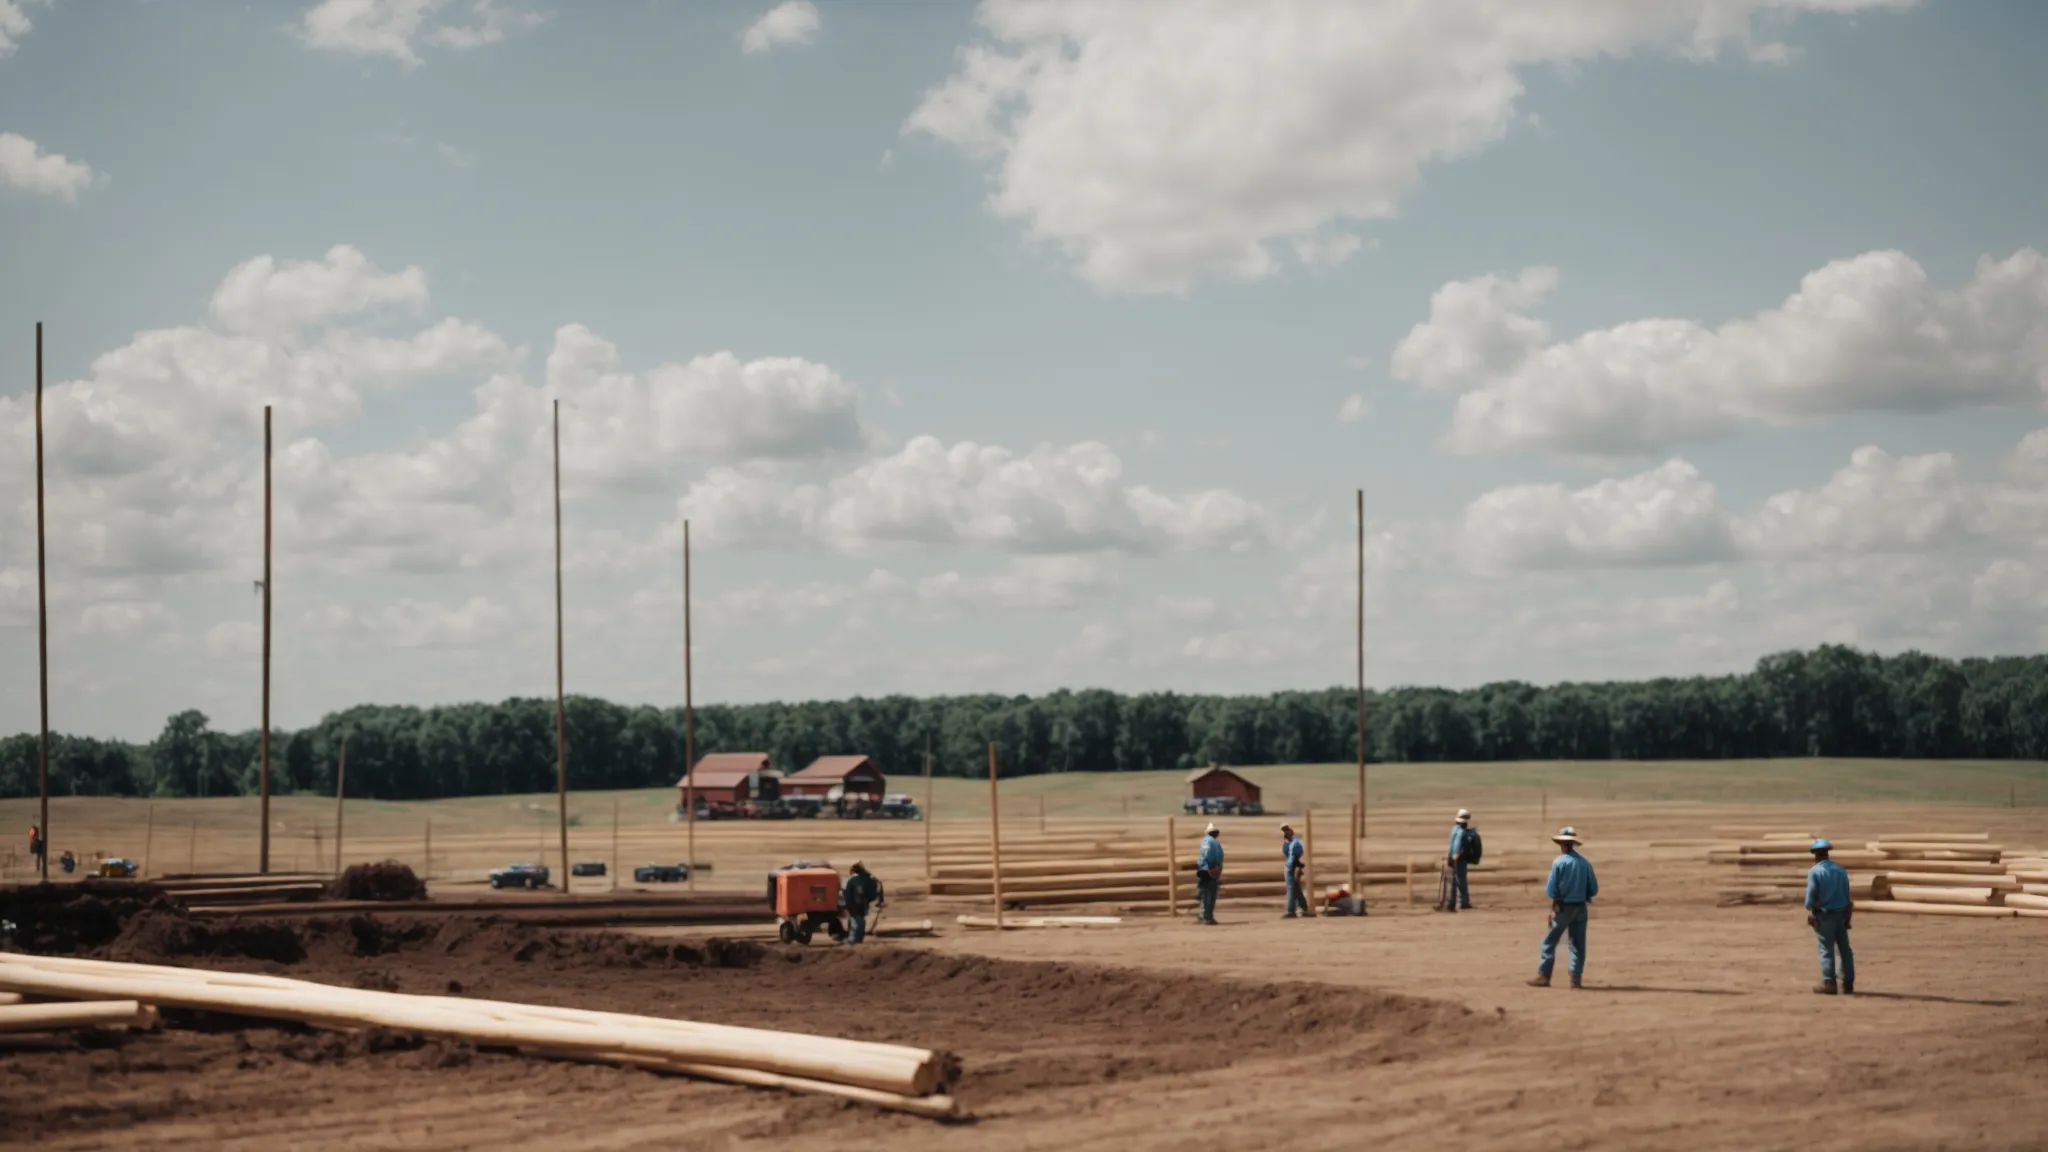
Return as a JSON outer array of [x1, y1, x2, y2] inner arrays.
[[1551, 827, 1582, 844], [1455, 809, 1471, 823], [1279, 823, 1294, 832], [1205, 823, 1219, 834], [1809, 838, 1832, 853]]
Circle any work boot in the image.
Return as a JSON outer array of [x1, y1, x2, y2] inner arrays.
[[1842, 980, 1854, 995], [1813, 980, 1838, 995], [1526, 974, 1550, 987], [1569, 975, 1583, 989]]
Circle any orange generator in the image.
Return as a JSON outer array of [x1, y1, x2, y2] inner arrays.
[[772, 865, 847, 945]]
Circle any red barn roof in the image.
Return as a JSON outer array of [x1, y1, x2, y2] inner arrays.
[[682, 752, 778, 789], [786, 755, 878, 783]]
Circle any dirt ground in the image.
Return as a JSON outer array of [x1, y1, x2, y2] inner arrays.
[[2, 799, 2046, 1150]]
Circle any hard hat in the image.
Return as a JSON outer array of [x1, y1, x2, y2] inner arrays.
[[1809, 839, 1832, 853], [1551, 826, 1582, 844]]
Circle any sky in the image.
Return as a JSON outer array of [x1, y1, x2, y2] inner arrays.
[[1, 0, 2046, 742]]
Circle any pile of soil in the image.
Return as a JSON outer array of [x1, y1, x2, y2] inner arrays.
[[326, 861, 428, 902], [0, 882, 178, 954]]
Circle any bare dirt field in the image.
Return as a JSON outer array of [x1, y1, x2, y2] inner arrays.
[[4, 769, 2047, 1150]]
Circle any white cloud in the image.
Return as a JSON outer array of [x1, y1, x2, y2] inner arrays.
[[0, 132, 100, 202], [0, 0, 42, 58], [1335, 394, 1370, 424], [741, 1, 820, 54], [208, 245, 430, 336], [678, 435, 1284, 556], [298, 0, 540, 66], [1462, 459, 1735, 573], [1395, 249, 2048, 457], [905, 0, 1912, 294]]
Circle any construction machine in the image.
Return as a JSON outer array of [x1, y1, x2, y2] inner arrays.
[[768, 862, 847, 945]]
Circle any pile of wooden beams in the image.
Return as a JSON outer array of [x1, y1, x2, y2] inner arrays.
[[152, 872, 331, 911], [1706, 831, 1885, 906], [1708, 831, 2048, 919], [0, 989, 158, 1047], [0, 953, 960, 1117]]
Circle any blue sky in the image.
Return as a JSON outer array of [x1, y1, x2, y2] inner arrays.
[[2, 0, 2046, 741]]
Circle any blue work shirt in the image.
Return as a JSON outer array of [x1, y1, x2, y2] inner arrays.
[[1545, 851, 1598, 903], [1805, 859, 1852, 912], [1282, 837, 1304, 871], [1197, 835, 1223, 872], [1448, 825, 1472, 860]]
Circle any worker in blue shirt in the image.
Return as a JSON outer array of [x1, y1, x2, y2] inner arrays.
[[1805, 839, 1855, 995], [1446, 808, 1475, 911], [1195, 823, 1224, 925], [1281, 823, 1308, 918], [1528, 827, 1597, 989], [840, 861, 882, 945]]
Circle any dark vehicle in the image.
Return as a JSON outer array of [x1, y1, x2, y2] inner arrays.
[[877, 793, 922, 820], [489, 863, 550, 889], [95, 857, 138, 878], [1184, 796, 1239, 817], [1238, 799, 1266, 816], [780, 796, 824, 819], [570, 861, 606, 877], [634, 863, 691, 883]]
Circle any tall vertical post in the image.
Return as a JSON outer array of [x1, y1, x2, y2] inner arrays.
[[34, 322, 49, 879], [333, 736, 347, 874], [1304, 807, 1317, 917], [260, 405, 273, 873], [988, 743, 1004, 930], [683, 519, 696, 893], [1348, 802, 1359, 897], [423, 818, 432, 881], [552, 400, 570, 896], [141, 805, 155, 880], [922, 736, 933, 883], [1355, 488, 1367, 844], [1166, 815, 1180, 917], [611, 796, 620, 891]]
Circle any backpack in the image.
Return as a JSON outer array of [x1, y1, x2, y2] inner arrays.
[[1464, 828, 1484, 866]]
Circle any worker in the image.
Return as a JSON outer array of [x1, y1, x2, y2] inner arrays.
[[1195, 822, 1224, 925], [59, 849, 76, 875], [840, 860, 882, 945], [1528, 827, 1597, 989], [1445, 808, 1476, 912], [1805, 838, 1855, 995], [1281, 823, 1308, 918], [28, 825, 45, 871]]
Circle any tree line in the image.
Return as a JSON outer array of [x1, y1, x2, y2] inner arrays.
[[4, 645, 2047, 802]]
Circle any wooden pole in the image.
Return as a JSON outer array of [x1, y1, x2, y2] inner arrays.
[[34, 322, 49, 880], [1355, 487, 1366, 845], [260, 404, 273, 874], [922, 737, 933, 883], [611, 796, 620, 891], [683, 519, 695, 893], [187, 819, 197, 875], [551, 399, 570, 897], [1405, 855, 1415, 904], [333, 736, 347, 874], [1166, 816, 1179, 917], [988, 743, 1004, 930], [1348, 803, 1358, 897], [423, 819, 432, 882], [141, 805, 154, 879], [1304, 807, 1316, 916], [1039, 795, 1046, 834]]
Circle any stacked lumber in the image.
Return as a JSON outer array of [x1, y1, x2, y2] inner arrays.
[[152, 873, 331, 909], [1848, 834, 2048, 920], [0, 953, 960, 1117]]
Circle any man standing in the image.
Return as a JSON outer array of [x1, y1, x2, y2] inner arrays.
[[28, 825, 45, 876], [1529, 827, 1597, 989], [1281, 823, 1308, 918], [841, 860, 882, 945], [1805, 838, 1855, 995], [1195, 823, 1224, 925], [1446, 809, 1476, 912]]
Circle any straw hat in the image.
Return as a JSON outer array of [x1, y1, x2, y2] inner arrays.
[[1205, 822, 1219, 834], [1551, 826, 1582, 845], [1455, 809, 1471, 824], [1279, 822, 1294, 833]]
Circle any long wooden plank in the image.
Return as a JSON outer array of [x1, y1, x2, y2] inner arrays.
[[1852, 901, 2015, 918], [1886, 886, 1996, 906]]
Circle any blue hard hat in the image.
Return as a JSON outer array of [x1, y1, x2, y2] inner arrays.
[[1810, 838, 1832, 852]]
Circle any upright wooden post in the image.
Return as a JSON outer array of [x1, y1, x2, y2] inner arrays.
[[423, 819, 432, 881], [1406, 855, 1415, 904], [33, 323, 51, 880], [1541, 789, 1548, 840], [683, 519, 695, 893], [611, 796, 620, 891], [988, 743, 1004, 930], [187, 819, 197, 875], [1355, 487, 1366, 845], [1166, 816, 1180, 917], [1348, 803, 1358, 897], [260, 405, 273, 873], [922, 737, 933, 883], [551, 399, 570, 897], [1038, 795, 1046, 834], [141, 805, 154, 879], [333, 736, 347, 874], [1304, 807, 1317, 916]]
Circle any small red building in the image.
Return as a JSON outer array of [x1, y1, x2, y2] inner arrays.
[[679, 752, 782, 807], [781, 755, 887, 800], [1186, 765, 1261, 806]]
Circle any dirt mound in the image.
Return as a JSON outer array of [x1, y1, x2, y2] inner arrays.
[[104, 912, 307, 965], [0, 882, 178, 954], [327, 861, 428, 902]]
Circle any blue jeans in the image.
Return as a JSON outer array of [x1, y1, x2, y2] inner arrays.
[[1285, 870, 1308, 916], [1452, 860, 1471, 908], [1814, 909, 1854, 983], [1196, 874, 1219, 922], [847, 910, 868, 944], [1539, 902, 1588, 978]]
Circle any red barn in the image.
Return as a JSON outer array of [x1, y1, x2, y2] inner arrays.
[[679, 752, 781, 807], [1186, 765, 1261, 806], [781, 755, 887, 800]]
